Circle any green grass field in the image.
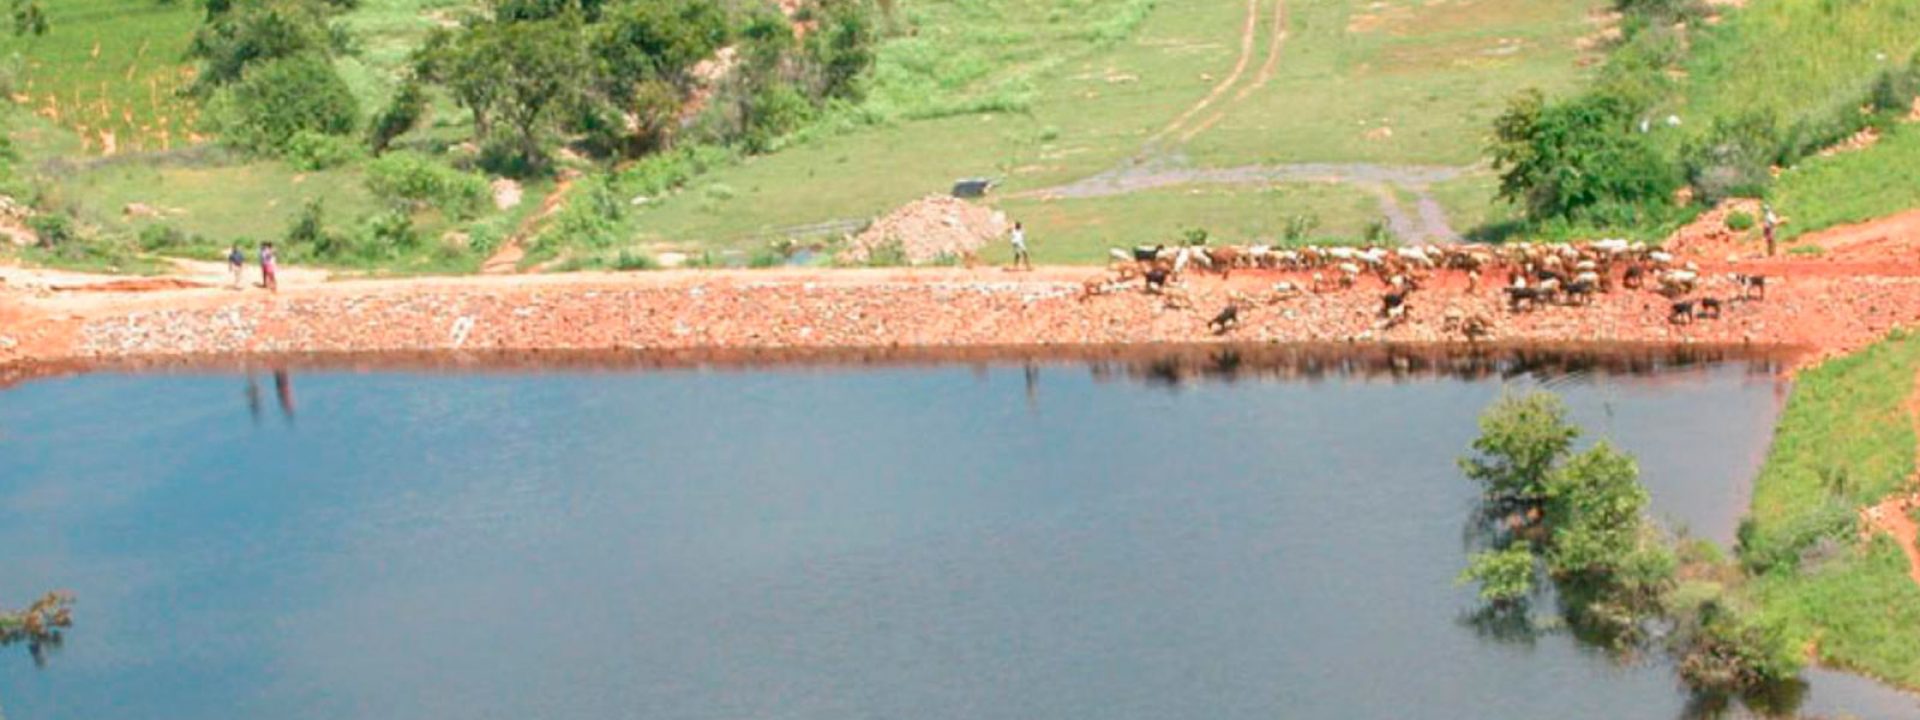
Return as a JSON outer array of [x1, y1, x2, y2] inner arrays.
[[1774, 123, 1920, 240], [620, 0, 1604, 257], [1682, 0, 1920, 134], [984, 181, 1382, 263], [1740, 331, 1920, 689], [0, 0, 202, 155]]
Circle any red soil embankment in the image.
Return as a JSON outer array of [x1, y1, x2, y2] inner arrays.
[[5, 208, 1920, 370]]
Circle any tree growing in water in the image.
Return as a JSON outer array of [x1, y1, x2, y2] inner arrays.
[[1456, 390, 1803, 699]]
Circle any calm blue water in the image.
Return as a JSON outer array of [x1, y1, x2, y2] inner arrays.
[[0, 354, 1914, 719]]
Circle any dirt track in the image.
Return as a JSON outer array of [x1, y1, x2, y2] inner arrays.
[[5, 210, 1920, 373]]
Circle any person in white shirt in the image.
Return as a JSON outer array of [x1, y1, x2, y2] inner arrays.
[[1009, 222, 1031, 271]]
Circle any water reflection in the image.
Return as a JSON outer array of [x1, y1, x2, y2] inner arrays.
[[245, 369, 298, 425]]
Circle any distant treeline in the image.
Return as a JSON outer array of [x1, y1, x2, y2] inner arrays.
[[178, 0, 881, 176]]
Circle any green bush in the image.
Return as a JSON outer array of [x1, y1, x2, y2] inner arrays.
[[1671, 598, 1803, 694], [1490, 88, 1680, 224], [615, 144, 735, 198], [1683, 113, 1780, 205], [1724, 211, 1755, 231], [365, 151, 488, 220], [1458, 547, 1537, 605], [539, 175, 627, 250], [217, 55, 359, 155], [354, 209, 420, 258], [284, 130, 362, 171], [137, 223, 188, 252], [285, 197, 348, 257], [368, 79, 426, 155], [613, 249, 656, 270], [26, 213, 74, 248]]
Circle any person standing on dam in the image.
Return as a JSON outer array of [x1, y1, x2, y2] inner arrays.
[[1009, 221, 1032, 271]]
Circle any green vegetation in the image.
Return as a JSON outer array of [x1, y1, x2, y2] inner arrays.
[[1458, 392, 1805, 699], [0, 0, 201, 154], [3, 0, 1918, 271], [1487, 0, 1920, 238], [1773, 123, 1920, 240], [982, 184, 1382, 265], [1738, 331, 1920, 688], [1740, 332, 1920, 575]]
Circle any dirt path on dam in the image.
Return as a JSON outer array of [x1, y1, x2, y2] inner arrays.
[[7, 210, 1920, 374]]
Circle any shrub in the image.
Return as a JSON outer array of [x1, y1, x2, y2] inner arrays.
[[1683, 113, 1781, 205], [616, 144, 735, 198], [137, 224, 188, 252], [740, 83, 816, 153], [748, 245, 785, 268], [1458, 547, 1537, 605], [218, 55, 359, 155], [613, 249, 656, 270], [1725, 211, 1755, 232], [539, 175, 627, 250], [286, 197, 348, 257], [367, 79, 427, 155], [354, 209, 419, 257], [26, 213, 74, 248], [1282, 214, 1320, 243], [284, 130, 362, 171], [1671, 598, 1803, 694], [365, 151, 488, 220]]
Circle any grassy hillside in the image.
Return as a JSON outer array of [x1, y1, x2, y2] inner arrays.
[[0, 0, 202, 154], [619, 0, 1602, 257], [1682, 0, 1920, 133], [4, 0, 1919, 271], [1740, 331, 1920, 688], [1774, 123, 1920, 240]]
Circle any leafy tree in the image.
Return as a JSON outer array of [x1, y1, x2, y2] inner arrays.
[[1459, 392, 1579, 507], [216, 54, 359, 153], [367, 78, 427, 154], [187, 0, 335, 93], [805, 0, 876, 100], [493, 0, 607, 23], [591, 0, 728, 97], [1458, 547, 1537, 605], [418, 17, 588, 174], [1544, 442, 1649, 578], [1489, 88, 1678, 224]]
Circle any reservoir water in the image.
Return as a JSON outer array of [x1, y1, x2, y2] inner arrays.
[[1, 349, 1914, 719]]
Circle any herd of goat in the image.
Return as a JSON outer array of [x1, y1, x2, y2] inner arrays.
[[1086, 239, 1768, 336]]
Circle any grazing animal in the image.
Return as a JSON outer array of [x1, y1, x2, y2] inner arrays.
[[1669, 300, 1695, 324], [1734, 273, 1767, 300], [1337, 262, 1361, 288], [1380, 289, 1412, 318], [1505, 286, 1544, 313], [1133, 245, 1164, 263], [1622, 265, 1646, 290], [1208, 304, 1241, 334], [1144, 267, 1172, 293], [1699, 297, 1723, 319], [1564, 279, 1597, 305], [1310, 272, 1332, 292]]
